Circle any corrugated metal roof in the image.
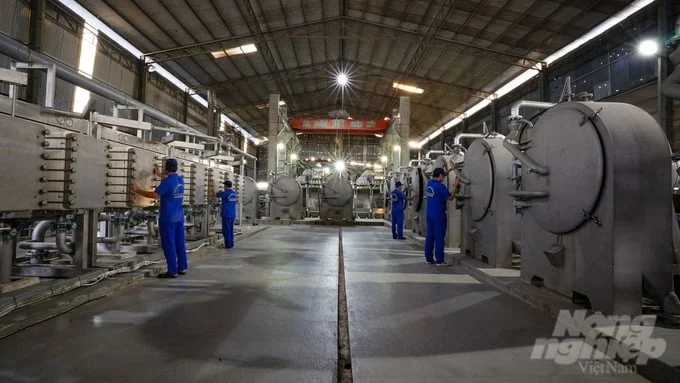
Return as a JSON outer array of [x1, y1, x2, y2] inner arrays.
[[76, 0, 633, 139]]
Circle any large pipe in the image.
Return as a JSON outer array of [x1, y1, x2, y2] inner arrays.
[[454, 133, 486, 146], [424, 150, 445, 159], [98, 224, 125, 244], [0, 34, 222, 140], [510, 100, 555, 118], [55, 232, 74, 255], [31, 220, 54, 242]]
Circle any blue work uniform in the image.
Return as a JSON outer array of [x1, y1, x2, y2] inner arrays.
[[216, 189, 237, 248], [155, 173, 187, 275], [425, 179, 450, 264], [391, 189, 406, 239]]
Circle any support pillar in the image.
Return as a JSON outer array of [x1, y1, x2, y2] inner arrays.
[[491, 99, 499, 134], [182, 92, 189, 124], [538, 64, 550, 102], [28, 0, 45, 105], [136, 59, 147, 104], [207, 89, 216, 137], [399, 96, 410, 166], [267, 94, 281, 178], [658, 0, 674, 145]]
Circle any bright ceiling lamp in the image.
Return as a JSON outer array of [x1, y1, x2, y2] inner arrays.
[[256, 182, 269, 190], [335, 160, 346, 172], [380, 155, 388, 163], [417, 0, 654, 146], [393, 82, 424, 94], [290, 153, 299, 161], [393, 145, 401, 151], [337, 73, 349, 87], [638, 39, 659, 56], [211, 43, 257, 58], [408, 141, 421, 149]]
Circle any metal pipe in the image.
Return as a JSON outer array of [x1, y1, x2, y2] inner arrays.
[[424, 150, 445, 159], [31, 220, 54, 242], [454, 133, 486, 146], [0, 34, 227, 140], [502, 139, 549, 176], [510, 100, 555, 118], [55, 231, 74, 255], [18, 241, 57, 250], [98, 224, 125, 244], [508, 191, 549, 199], [146, 220, 156, 238]]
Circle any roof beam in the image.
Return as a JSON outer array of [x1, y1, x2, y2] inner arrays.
[[233, 0, 298, 112], [207, 60, 491, 99], [344, 16, 541, 68]]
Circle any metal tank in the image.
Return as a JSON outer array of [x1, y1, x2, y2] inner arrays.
[[456, 135, 518, 268], [320, 175, 355, 222], [240, 176, 257, 221], [507, 101, 680, 316], [269, 176, 304, 220], [354, 170, 378, 218]]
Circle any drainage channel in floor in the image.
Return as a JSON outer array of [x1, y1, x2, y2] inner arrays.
[[337, 227, 353, 383]]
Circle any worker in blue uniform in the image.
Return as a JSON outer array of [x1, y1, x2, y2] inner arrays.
[[131, 158, 187, 278], [424, 167, 456, 266], [216, 180, 238, 249], [390, 181, 418, 240]]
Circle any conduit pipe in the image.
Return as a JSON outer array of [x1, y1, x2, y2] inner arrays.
[[0, 34, 222, 140], [509, 100, 555, 118]]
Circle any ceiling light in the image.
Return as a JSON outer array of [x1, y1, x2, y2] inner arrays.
[[384, 117, 391, 121], [279, 100, 286, 105], [393, 82, 424, 94], [310, 157, 316, 161], [256, 182, 269, 190], [290, 153, 298, 161], [638, 39, 659, 56], [335, 161, 346, 171], [393, 145, 401, 151], [337, 73, 349, 86], [408, 141, 421, 149], [380, 155, 388, 163], [211, 43, 257, 58], [374, 134, 383, 138], [277, 143, 285, 150]]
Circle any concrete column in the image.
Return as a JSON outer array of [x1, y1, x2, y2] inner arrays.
[[491, 99, 499, 134], [182, 92, 189, 124], [136, 59, 148, 104], [28, 0, 46, 104], [207, 90, 216, 137], [399, 96, 410, 166], [267, 94, 280, 178], [658, 0, 674, 145], [538, 64, 550, 102]]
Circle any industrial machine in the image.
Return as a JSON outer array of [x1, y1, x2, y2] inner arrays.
[[238, 176, 257, 221], [456, 133, 519, 268], [320, 175, 354, 222], [408, 149, 464, 249], [353, 170, 381, 218], [0, 90, 251, 286], [268, 176, 304, 220], [297, 169, 323, 218], [506, 100, 680, 316]]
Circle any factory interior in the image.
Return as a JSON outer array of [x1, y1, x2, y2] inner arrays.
[[2, 0, 680, 382]]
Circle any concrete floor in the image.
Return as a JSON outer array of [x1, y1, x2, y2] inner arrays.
[[0, 226, 647, 382]]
